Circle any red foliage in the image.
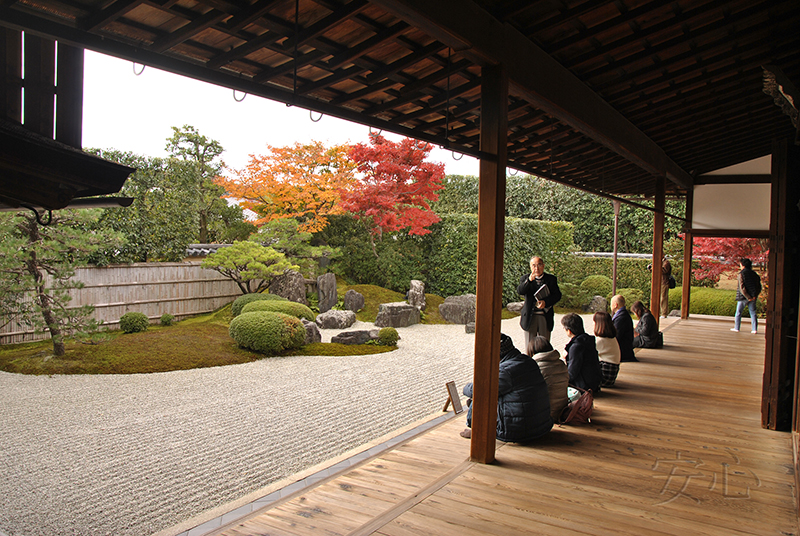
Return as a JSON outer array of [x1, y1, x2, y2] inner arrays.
[[687, 235, 769, 282], [340, 134, 444, 239]]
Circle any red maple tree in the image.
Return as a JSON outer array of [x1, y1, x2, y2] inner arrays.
[[339, 134, 444, 255], [686, 235, 769, 283]]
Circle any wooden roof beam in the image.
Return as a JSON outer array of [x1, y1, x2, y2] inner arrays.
[[369, 0, 693, 190]]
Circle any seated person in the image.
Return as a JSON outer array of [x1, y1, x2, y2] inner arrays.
[[529, 335, 569, 422], [593, 311, 621, 387], [611, 294, 637, 362], [561, 313, 603, 394], [631, 300, 659, 348], [462, 333, 552, 442]]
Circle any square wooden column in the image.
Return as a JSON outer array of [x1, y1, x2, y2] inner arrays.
[[649, 175, 666, 323], [470, 64, 507, 464], [680, 189, 693, 320], [1, 28, 23, 123], [55, 43, 84, 148], [23, 34, 56, 138]]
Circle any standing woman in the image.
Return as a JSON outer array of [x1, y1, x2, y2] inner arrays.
[[593, 311, 621, 387]]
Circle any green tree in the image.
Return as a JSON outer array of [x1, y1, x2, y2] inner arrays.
[[90, 150, 200, 262], [201, 241, 299, 294], [166, 125, 240, 243], [0, 210, 120, 356], [251, 218, 338, 278]]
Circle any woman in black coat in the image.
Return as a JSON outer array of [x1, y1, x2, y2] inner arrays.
[[631, 301, 659, 348], [462, 334, 553, 442]]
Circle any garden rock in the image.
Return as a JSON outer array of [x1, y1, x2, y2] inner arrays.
[[343, 289, 365, 312], [269, 270, 308, 304], [407, 280, 426, 311], [506, 301, 523, 314], [301, 318, 321, 344], [331, 329, 379, 345], [317, 273, 338, 313], [438, 294, 476, 324], [585, 295, 608, 313], [375, 302, 420, 328], [465, 322, 475, 334], [315, 309, 356, 329]]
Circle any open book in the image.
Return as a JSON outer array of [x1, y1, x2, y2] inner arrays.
[[534, 283, 550, 301]]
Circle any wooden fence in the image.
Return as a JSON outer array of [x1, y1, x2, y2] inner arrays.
[[0, 262, 243, 344]]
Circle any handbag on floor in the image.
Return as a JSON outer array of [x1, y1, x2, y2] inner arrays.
[[559, 386, 594, 425]]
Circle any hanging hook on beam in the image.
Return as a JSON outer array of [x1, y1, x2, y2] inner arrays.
[[233, 89, 246, 102], [132, 62, 145, 76], [309, 110, 323, 122]]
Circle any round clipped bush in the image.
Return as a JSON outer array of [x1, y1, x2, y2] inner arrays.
[[119, 312, 149, 333], [580, 275, 613, 300], [229, 311, 306, 354], [160, 313, 175, 326], [231, 293, 288, 317], [614, 288, 645, 308], [378, 327, 399, 346], [558, 282, 589, 310], [241, 300, 316, 321]]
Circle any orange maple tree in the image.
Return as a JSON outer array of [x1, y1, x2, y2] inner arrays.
[[217, 141, 356, 233], [339, 134, 444, 254]]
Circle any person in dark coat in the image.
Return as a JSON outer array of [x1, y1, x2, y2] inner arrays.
[[732, 257, 761, 334], [461, 333, 553, 442], [517, 256, 562, 347], [611, 294, 637, 362], [561, 313, 602, 394], [631, 301, 659, 348]]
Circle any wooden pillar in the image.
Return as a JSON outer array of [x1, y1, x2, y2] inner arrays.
[[611, 200, 621, 296], [55, 43, 83, 148], [23, 34, 56, 137], [470, 64, 507, 464], [1, 28, 23, 123], [649, 175, 666, 324], [680, 189, 693, 320], [763, 139, 800, 431]]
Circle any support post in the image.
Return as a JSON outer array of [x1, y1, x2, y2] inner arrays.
[[649, 176, 666, 324], [681, 190, 693, 320], [55, 43, 83, 148], [1, 28, 22, 123], [23, 34, 56, 138], [611, 200, 621, 296], [470, 63, 507, 464]]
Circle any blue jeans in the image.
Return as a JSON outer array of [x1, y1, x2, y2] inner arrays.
[[735, 299, 757, 331]]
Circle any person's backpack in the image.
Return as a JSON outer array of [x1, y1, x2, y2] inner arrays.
[[559, 387, 594, 425], [668, 275, 676, 289]]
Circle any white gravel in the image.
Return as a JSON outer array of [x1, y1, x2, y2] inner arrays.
[[0, 317, 581, 536]]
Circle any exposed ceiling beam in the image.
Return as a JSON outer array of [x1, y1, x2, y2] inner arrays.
[[369, 0, 694, 190]]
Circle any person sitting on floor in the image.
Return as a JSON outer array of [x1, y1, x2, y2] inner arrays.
[[593, 311, 621, 387], [461, 333, 552, 442], [529, 335, 569, 423], [561, 313, 603, 394], [611, 294, 637, 362], [631, 300, 659, 348]]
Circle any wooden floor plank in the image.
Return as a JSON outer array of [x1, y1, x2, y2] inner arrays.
[[212, 318, 797, 536]]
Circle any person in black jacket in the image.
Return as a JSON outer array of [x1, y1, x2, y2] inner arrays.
[[461, 333, 553, 442], [518, 256, 562, 347], [732, 257, 761, 334], [631, 301, 659, 348], [611, 294, 637, 362], [561, 313, 602, 394]]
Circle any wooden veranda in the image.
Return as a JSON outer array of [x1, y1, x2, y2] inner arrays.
[[205, 317, 797, 536]]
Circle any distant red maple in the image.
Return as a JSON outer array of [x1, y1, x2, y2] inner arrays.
[[340, 134, 444, 255], [686, 235, 769, 283]]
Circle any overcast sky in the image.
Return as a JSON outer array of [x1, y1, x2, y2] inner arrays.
[[81, 50, 480, 177]]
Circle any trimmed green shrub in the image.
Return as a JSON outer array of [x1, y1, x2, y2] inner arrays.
[[558, 282, 589, 310], [241, 300, 316, 321], [160, 313, 175, 326], [378, 327, 399, 346], [667, 287, 765, 317], [231, 293, 288, 317], [119, 312, 149, 333], [580, 275, 613, 299], [229, 311, 306, 354], [614, 288, 645, 308]]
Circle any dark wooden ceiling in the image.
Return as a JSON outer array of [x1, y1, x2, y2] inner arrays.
[[2, 0, 798, 199]]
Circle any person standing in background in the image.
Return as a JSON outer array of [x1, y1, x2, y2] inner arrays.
[[518, 256, 562, 347], [732, 258, 761, 334]]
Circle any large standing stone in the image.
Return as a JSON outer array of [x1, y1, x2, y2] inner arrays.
[[269, 269, 308, 304], [331, 329, 379, 345], [438, 294, 477, 324], [374, 302, 420, 328], [407, 280, 426, 311], [343, 289, 365, 312], [317, 273, 338, 313], [315, 309, 356, 329], [585, 295, 608, 313], [301, 318, 321, 344]]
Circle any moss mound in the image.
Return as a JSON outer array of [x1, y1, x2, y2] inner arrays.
[[241, 300, 316, 321], [231, 293, 288, 317]]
